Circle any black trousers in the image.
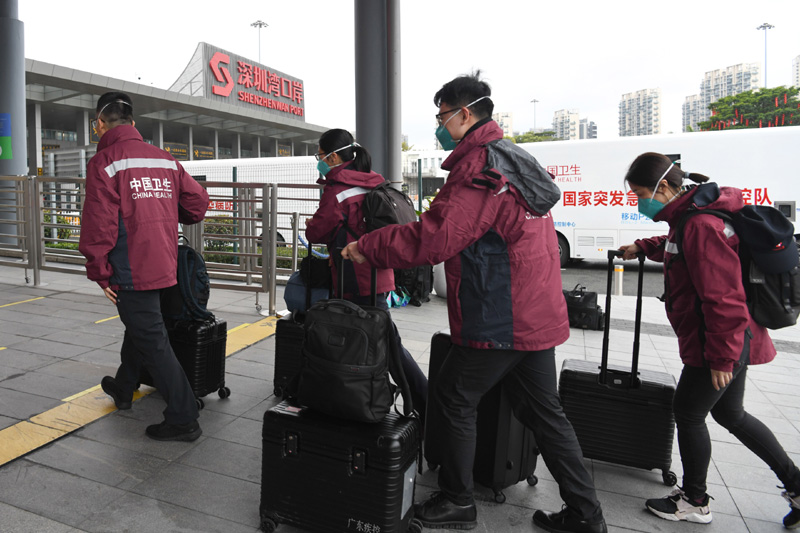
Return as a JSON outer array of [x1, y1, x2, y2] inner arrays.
[[674, 357, 800, 499], [433, 343, 602, 520], [114, 289, 199, 425]]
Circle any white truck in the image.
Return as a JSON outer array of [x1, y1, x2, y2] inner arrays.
[[516, 126, 799, 267]]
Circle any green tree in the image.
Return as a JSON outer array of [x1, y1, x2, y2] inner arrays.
[[697, 86, 800, 131], [402, 141, 414, 151], [513, 130, 559, 144]]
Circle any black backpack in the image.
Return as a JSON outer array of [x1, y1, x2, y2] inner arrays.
[[671, 205, 800, 330], [161, 241, 213, 323], [362, 181, 417, 232]]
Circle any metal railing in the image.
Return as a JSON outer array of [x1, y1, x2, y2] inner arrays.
[[0, 175, 322, 316]]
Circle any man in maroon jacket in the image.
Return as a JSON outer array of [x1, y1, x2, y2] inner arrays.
[[343, 73, 606, 533], [79, 92, 209, 441]]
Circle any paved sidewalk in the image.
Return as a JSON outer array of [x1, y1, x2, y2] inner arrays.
[[1, 263, 799, 532]]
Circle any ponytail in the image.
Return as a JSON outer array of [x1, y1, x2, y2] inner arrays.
[[684, 171, 710, 184], [318, 128, 372, 173]]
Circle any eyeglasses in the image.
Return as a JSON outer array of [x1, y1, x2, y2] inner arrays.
[[91, 118, 102, 131], [314, 152, 329, 162], [435, 108, 460, 126]]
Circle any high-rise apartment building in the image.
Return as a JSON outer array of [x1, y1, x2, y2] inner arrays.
[[579, 118, 597, 139], [553, 109, 580, 140], [682, 63, 760, 132], [794, 55, 800, 88], [492, 112, 514, 138], [618, 88, 661, 137]]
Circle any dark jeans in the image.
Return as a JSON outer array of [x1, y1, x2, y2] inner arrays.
[[433, 343, 602, 520], [350, 293, 429, 418], [114, 289, 199, 425], [674, 353, 800, 499]]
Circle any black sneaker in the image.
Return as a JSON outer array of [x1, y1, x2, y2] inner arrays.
[[645, 488, 712, 524], [532, 506, 607, 533], [782, 490, 800, 529], [413, 491, 477, 530], [101, 376, 132, 410], [145, 420, 202, 442]]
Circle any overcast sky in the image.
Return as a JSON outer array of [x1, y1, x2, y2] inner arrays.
[[18, 0, 800, 149]]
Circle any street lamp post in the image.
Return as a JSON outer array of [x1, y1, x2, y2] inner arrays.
[[756, 22, 774, 88], [251, 20, 268, 63], [530, 99, 539, 132]]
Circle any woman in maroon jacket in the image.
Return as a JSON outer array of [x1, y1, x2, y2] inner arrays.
[[305, 128, 427, 419], [619, 152, 800, 528]]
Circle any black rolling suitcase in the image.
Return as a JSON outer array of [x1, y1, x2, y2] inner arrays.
[[274, 241, 330, 398], [142, 317, 230, 410], [259, 400, 422, 533], [425, 330, 538, 503], [273, 314, 304, 398], [558, 250, 677, 486]]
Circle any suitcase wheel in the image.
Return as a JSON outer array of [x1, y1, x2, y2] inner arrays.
[[259, 512, 278, 533], [218, 386, 231, 400], [492, 489, 506, 504], [196, 398, 205, 410], [527, 474, 538, 486], [663, 470, 678, 486], [407, 518, 423, 533]]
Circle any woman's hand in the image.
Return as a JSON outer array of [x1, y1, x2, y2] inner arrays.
[[618, 244, 641, 261], [710, 369, 732, 391]]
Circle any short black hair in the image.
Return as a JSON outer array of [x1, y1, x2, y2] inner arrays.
[[96, 92, 134, 125], [433, 70, 493, 120]]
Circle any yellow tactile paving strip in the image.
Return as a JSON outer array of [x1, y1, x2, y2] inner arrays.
[[0, 307, 279, 467]]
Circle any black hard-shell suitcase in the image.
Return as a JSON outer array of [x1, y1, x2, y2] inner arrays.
[[259, 400, 423, 533], [141, 317, 230, 410], [273, 314, 304, 397], [558, 251, 677, 486], [425, 329, 539, 503]]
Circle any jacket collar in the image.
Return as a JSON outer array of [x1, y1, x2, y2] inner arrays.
[[97, 125, 143, 151], [442, 120, 503, 171]]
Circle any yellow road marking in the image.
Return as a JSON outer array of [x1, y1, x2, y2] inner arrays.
[[0, 315, 279, 467], [0, 347, 6, 351], [95, 315, 119, 324], [0, 296, 45, 308]]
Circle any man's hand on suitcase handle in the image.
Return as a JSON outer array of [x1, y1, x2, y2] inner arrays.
[[342, 241, 367, 264]]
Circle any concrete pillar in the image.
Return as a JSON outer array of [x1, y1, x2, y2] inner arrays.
[[25, 103, 42, 175], [76, 110, 90, 146], [254, 136, 261, 158], [273, 138, 279, 157], [213, 130, 219, 159], [354, 0, 401, 185], [188, 126, 194, 160], [235, 134, 241, 159], [153, 122, 164, 149], [0, 0, 27, 176]]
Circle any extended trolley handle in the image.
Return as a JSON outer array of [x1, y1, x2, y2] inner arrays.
[[599, 250, 645, 387]]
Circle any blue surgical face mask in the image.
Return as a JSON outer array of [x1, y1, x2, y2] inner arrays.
[[435, 111, 461, 151], [636, 162, 678, 220], [435, 95, 491, 151], [316, 142, 360, 176]]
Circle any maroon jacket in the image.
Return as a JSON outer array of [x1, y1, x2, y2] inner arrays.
[[79, 125, 209, 291], [305, 161, 395, 298], [357, 120, 569, 351], [635, 183, 775, 371]]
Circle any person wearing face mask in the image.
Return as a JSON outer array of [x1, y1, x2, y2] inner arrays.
[[619, 152, 800, 528], [304, 128, 428, 422], [342, 72, 607, 533]]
